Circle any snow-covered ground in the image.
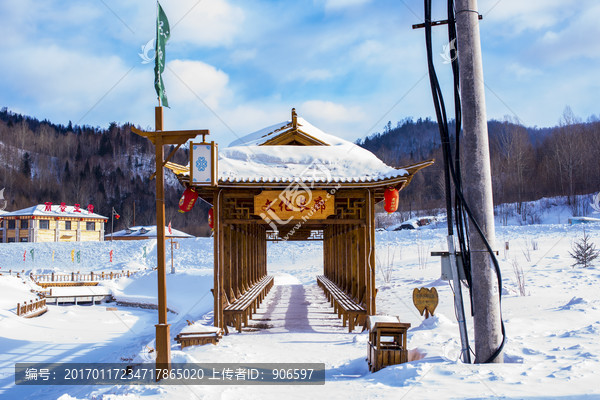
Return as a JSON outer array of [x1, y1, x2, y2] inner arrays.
[[1, 212, 600, 399]]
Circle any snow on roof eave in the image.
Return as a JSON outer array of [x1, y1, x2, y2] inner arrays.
[[212, 171, 410, 187], [1, 205, 108, 219]]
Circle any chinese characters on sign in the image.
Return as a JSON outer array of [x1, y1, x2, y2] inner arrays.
[[254, 190, 334, 224]]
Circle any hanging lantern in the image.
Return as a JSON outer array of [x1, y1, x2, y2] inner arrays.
[[178, 187, 198, 213], [384, 187, 399, 214], [208, 208, 214, 229]]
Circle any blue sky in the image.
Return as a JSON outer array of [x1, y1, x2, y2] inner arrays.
[[1, 0, 598, 146]]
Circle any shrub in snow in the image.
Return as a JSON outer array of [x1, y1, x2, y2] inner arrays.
[[569, 229, 600, 268]]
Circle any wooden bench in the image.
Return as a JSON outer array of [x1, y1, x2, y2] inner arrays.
[[316, 275, 367, 332], [223, 275, 274, 333], [175, 330, 223, 348]]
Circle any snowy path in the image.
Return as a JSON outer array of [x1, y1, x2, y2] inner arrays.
[[245, 277, 348, 334]]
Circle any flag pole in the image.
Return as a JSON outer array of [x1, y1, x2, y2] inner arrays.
[[154, 105, 171, 375]]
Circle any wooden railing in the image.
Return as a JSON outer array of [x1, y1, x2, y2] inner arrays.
[[30, 270, 134, 283], [16, 298, 47, 316], [1, 269, 26, 278]]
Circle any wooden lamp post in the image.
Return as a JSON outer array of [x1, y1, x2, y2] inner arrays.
[[132, 107, 208, 374]]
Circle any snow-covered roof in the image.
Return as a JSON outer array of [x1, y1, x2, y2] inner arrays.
[[218, 144, 408, 184], [1, 204, 107, 219], [229, 117, 349, 147], [187, 115, 409, 184], [105, 226, 194, 239]]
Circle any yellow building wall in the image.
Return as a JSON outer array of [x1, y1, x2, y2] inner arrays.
[[80, 230, 101, 242], [36, 230, 55, 242], [2, 217, 105, 242]]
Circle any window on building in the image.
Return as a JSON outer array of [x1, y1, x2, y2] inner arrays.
[[20, 220, 29, 229], [86, 222, 96, 231], [20, 237, 28, 242], [65, 221, 72, 230], [8, 237, 15, 243], [8, 220, 15, 229], [39, 220, 50, 229]]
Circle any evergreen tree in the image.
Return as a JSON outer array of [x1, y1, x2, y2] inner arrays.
[[21, 152, 31, 177], [569, 229, 600, 268]]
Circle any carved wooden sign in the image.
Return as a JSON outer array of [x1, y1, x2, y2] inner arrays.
[[254, 190, 335, 221], [412, 287, 439, 318]]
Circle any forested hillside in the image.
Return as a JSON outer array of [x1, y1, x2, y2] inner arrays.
[[357, 108, 600, 219], [0, 108, 211, 236], [2, 106, 598, 236]]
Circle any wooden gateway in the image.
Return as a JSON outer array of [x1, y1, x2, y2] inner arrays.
[[167, 109, 432, 333]]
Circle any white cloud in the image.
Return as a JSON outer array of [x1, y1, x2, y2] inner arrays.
[[351, 39, 386, 63], [535, 3, 600, 62], [165, 60, 231, 110], [159, 0, 245, 47], [285, 68, 335, 83], [301, 100, 365, 123], [324, 0, 372, 11], [230, 49, 257, 63], [506, 63, 542, 79], [480, 0, 569, 34], [0, 44, 141, 117]]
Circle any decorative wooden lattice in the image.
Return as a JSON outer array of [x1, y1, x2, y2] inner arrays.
[[222, 196, 253, 220], [335, 197, 366, 219]]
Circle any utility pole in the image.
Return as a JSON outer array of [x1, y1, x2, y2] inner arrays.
[[455, 0, 503, 363]]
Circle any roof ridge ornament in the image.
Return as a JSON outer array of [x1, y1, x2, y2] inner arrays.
[[291, 108, 297, 129]]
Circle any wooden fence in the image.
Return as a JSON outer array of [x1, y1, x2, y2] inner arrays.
[[1, 269, 26, 278], [30, 270, 134, 283], [16, 298, 47, 317]]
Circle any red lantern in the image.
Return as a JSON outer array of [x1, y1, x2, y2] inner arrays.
[[178, 187, 198, 213], [384, 188, 399, 214], [208, 208, 214, 229]]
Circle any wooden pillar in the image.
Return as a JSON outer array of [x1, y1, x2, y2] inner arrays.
[[350, 226, 359, 301], [241, 226, 247, 292], [342, 226, 348, 292], [259, 225, 264, 278], [233, 226, 240, 297], [323, 228, 329, 278], [366, 190, 377, 314], [328, 226, 333, 280], [213, 189, 224, 329], [154, 106, 171, 371], [223, 224, 232, 303], [250, 225, 256, 284], [331, 226, 337, 283], [358, 224, 367, 306]]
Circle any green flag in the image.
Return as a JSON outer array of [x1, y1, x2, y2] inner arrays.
[[154, 1, 170, 107]]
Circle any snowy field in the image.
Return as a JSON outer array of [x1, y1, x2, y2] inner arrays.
[[1, 215, 600, 399]]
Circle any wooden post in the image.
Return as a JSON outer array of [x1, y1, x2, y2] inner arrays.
[[367, 190, 377, 314], [154, 106, 171, 372], [224, 225, 232, 302], [213, 188, 223, 329]]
